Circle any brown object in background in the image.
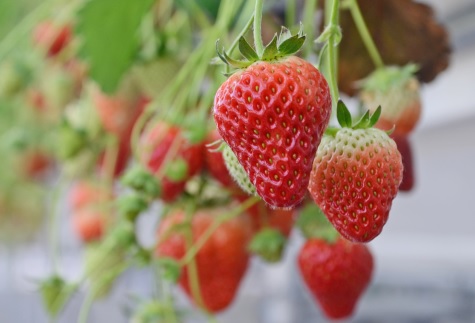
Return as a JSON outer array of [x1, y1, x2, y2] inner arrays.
[[337, 0, 451, 96]]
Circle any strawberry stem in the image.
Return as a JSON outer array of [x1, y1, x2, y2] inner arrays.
[[49, 175, 67, 273], [324, 0, 341, 109], [285, 0, 297, 29], [253, 0, 265, 57], [302, 0, 318, 59], [345, 0, 384, 69], [178, 196, 260, 266]]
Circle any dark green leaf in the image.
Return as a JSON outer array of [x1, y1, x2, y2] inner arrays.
[[262, 34, 278, 61], [238, 37, 258, 61], [336, 100, 352, 128], [76, 0, 156, 93]]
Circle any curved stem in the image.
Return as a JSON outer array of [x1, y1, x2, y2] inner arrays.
[[179, 196, 260, 266], [347, 0, 384, 69], [253, 0, 265, 57]]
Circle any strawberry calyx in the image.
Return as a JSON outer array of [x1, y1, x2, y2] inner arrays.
[[325, 100, 382, 137], [216, 25, 306, 70], [248, 228, 287, 263], [297, 203, 339, 243], [358, 64, 419, 93]]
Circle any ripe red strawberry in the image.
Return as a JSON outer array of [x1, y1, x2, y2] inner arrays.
[[139, 121, 204, 202], [213, 30, 332, 209], [359, 64, 421, 136], [298, 237, 374, 319], [33, 21, 72, 57], [392, 134, 415, 192], [308, 102, 403, 242], [155, 208, 252, 312]]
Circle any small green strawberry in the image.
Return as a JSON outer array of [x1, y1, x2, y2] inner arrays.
[[308, 101, 403, 242], [222, 143, 256, 195], [358, 64, 421, 136]]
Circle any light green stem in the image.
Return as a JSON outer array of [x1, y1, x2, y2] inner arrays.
[[347, 0, 384, 69], [303, 0, 318, 58], [179, 196, 260, 266], [326, 0, 340, 108], [285, 0, 296, 29], [253, 0, 265, 57]]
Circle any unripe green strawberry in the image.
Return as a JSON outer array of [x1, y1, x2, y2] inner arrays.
[[308, 101, 403, 242], [214, 29, 332, 209], [359, 65, 421, 136], [222, 143, 256, 195]]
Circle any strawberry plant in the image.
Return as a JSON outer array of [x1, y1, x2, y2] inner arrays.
[[0, 0, 451, 322]]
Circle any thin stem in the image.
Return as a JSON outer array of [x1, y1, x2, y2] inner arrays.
[[347, 0, 384, 69], [303, 0, 318, 59], [285, 0, 296, 29], [77, 292, 95, 323], [179, 196, 260, 266], [253, 0, 265, 57], [326, 0, 340, 108], [228, 15, 255, 56], [49, 175, 66, 273]]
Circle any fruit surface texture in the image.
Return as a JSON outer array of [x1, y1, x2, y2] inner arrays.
[[308, 128, 403, 242], [214, 56, 331, 209]]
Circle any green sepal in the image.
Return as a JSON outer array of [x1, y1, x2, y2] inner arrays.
[[121, 166, 161, 198], [39, 275, 76, 318], [336, 100, 353, 128], [277, 24, 306, 57], [368, 105, 382, 127], [297, 202, 339, 243], [248, 228, 287, 263], [358, 64, 419, 93], [117, 194, 149, 222], [238, 37, 259, 61], [336, 100, 382, 130], [164, 158, 188, 182], [216, 40, 251, 69], [261, 34, 279, 61], [157, 257, 182, 283]]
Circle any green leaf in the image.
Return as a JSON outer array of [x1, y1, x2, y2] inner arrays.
[[277, 26, 293, 46], [238, 37, 258, 61], [336, 100, 352, 128], [262, 34, 278, 61], [76, 0, 156, 94]]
